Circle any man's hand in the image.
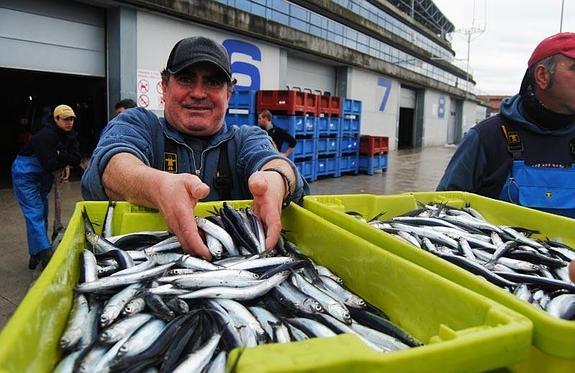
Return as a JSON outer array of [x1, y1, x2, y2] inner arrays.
[[103, 153, 212, 259], [153, 173, 211, 259], [248, 170, 284, 251]]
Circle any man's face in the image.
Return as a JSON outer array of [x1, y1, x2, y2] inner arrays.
[[258, 114, 268, 128], [162, 63, 231, 136], [539, 55, 575, 115], [115, 107, 126, 115], [55, 116, 75, 132]]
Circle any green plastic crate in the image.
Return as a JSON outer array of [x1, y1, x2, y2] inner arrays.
[[303, 192, 575, 372], [0, 201, 532, 372]]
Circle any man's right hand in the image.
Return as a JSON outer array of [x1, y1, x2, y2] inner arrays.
[[102, 153, 212, 259], [153, 173, 211, 259]]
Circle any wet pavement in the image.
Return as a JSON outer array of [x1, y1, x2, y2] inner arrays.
[[0, 145, 456, 329]]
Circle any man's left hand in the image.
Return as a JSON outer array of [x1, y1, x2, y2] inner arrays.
[[248, 170, 284, 251]]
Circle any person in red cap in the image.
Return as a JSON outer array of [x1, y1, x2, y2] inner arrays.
[[437, 32, 575, 218], [12, 104, 81, 270]]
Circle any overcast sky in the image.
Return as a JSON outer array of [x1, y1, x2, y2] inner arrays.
[[433, 0, 575, 95]]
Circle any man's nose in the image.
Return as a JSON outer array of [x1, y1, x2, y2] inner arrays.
[[188, 81, 208, 98]]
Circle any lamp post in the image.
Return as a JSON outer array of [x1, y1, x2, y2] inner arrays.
[[560, 0, 565, 32]]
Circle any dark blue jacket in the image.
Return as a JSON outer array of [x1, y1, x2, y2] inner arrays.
[[437, 94, 575, 198], [82, 108, 309, 202]]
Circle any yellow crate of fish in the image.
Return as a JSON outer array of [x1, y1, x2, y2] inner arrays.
[[303, 192, 575, 372], [0, 200, 531, 372]]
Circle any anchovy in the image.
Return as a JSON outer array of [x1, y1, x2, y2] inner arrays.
[[286, 317, 337, 338], [102, 200, 116, 239], [546, 293, 575, 320], [220, 202, 260, 254], [171, 269, 260, 289], [80, 250, 99, 283], [318, 275, 366, 308], [178, 271, 288, 301], [99, 313, 153, 343], [196, 216, 238, 256], [205, 233, 224, 259], [59, 293, 90, 350], [291, 272, 351, 324], [116, 318, 166, 359], [76, 262, 175, 292], [274, 280, 325, 314], [349, 321, 410, 352], [144, 235, 182, 254], [248, 306, 291, 343], [172, 333, 221, 373], [100, 282, 143, 327]]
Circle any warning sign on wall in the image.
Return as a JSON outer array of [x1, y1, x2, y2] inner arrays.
[[137, 69, 164, 111]]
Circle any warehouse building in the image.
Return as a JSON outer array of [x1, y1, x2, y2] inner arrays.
[[0, 0, 480, 183]]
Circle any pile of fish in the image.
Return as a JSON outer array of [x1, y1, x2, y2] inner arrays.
[[54, 202, 421, 373], [353, 203, 575, 320]]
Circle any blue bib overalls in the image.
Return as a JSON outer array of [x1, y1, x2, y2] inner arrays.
[[498, 124, 575, 218], [11, 155, 54, 255]]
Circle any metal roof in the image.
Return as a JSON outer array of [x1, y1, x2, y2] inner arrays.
[[386, 0, 455, 37]]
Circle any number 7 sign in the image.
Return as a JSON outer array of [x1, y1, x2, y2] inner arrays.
[[378, 77, 392, 112]]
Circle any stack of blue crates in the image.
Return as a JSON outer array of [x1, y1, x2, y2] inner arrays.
[[276, 115, 317, 182], [337, 99, 361, 176], [238, 89, 363, 183], [315, 113, 339, 179], [225, 90, 257, 127]]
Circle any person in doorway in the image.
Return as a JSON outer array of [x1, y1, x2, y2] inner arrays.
[[82, 36, 309, 259], [258, 109, 297, 157], [12, 104, 81, 270], [437, 32, 575, 218], [114, 98, 137, 115]]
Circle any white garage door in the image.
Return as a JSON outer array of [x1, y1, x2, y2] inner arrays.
[[0, 0, 105, 77], [400, 86, 417, 109], [286, 54, 336, 95]]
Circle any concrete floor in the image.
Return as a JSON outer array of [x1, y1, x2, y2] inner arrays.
[[0, 145, 456, 330]]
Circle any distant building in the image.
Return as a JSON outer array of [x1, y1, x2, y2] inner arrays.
[[478, 95, 510, 117]]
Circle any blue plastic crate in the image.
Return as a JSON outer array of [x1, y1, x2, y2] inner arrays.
[[316, 136, 338, 156], [292, 137, 316, 159], [315, 156, 338, 177], [343, 98, 362, 115], [338, 153, 359, 175], [294, 158, 316, 182], [225, 113, 256, 126], [274, 115, 316, 137], [317, 116, 340, 136], [339, 135, 359, 154], [340, 114, 361, 135], [359, 153, 388, 175], [229, 90, 257, 111]]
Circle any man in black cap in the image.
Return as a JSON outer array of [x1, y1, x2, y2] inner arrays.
[[437, 32, 575, 218], [114, 98, 137, 115], [82, 37, 309, 258]]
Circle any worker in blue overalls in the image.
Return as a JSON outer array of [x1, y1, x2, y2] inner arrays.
[[12, 104, 81, 270], [437, 32, 575, 218]]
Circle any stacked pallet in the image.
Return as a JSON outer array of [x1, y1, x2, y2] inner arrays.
[[359, 135, 389, 175]]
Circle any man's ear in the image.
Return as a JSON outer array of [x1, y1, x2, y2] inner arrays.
[[533, 64, 552, 90]]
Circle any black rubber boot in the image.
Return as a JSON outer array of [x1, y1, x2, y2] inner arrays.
[[28, 249, 53, 270]]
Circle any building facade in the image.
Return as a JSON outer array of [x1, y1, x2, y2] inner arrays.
[[0, 0, 480, 182]]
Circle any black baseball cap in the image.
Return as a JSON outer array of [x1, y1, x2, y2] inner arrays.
[[165, 36, 232, 82]]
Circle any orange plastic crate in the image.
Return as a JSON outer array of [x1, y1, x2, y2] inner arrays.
[[318, 95, 342, 116], [257, 90, 318, 116]]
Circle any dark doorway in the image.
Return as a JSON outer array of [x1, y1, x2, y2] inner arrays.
[[0, 68, 106, 188], [398, 107, 415, 149]]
